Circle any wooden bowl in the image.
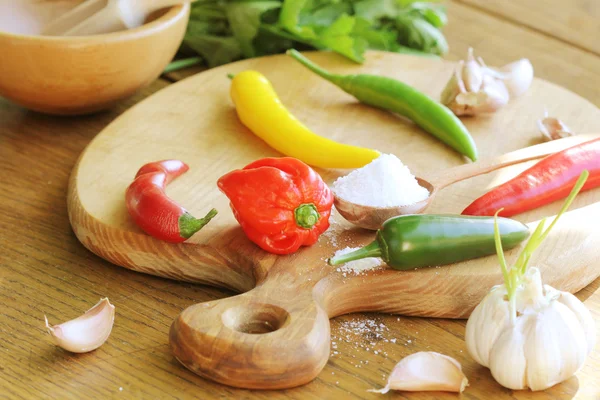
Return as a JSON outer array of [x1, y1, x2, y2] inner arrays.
[[0, 2, 190, 115]]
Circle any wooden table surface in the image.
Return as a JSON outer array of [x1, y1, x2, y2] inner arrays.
[[1, 1, 599, 399]]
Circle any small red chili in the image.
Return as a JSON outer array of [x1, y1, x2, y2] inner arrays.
[[126, 160, 217, 243], [217, 157, 334, 255]]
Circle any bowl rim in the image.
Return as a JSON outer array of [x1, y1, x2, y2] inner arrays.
[[0, 2, 189, 42]]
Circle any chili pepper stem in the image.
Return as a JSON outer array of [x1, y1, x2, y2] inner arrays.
[[227, 73, 235, 80], [328, 241, 382, 266], [286, 49, 341, 84], [179, 208, 218, 240], [294, 203, 320, 229]]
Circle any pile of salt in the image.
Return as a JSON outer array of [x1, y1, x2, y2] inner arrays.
[[332, 154, 429, 207]]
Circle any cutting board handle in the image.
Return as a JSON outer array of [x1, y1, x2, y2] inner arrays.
[[169, 284, 330, 389], [429, 134, 598, 191]]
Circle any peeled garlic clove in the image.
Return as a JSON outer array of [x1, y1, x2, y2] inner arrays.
[[369, 351, 468, 394], [495, 59, 534, 97], [45, 298, 115, 353], [538, 116, 573, 141]]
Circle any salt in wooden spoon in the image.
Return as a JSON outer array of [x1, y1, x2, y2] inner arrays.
[[334, 134, 598, 230], [43, 0, 193, 36]]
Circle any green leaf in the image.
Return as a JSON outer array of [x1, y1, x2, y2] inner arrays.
[[299, 1, 352, 26], [279, 0, 318, 39], [183, 34, 243, 68], [317, 14, 367, 62], [395, 13, 448, 54], [354, 0, 398, 24], [225, 2, 281, 57], [410, 2, 447, 27]]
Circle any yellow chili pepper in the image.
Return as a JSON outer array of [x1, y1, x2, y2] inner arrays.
[[229, 70, 380, 169]]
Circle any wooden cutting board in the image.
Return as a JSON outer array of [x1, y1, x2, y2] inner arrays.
[[67, 51, 600, 389]]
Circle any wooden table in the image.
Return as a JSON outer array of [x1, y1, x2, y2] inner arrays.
[[2, 1, 599, 399]]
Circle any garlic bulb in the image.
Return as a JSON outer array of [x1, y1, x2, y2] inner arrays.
[[369, 352, 468, 393], [441, 48, 509, 116], [441, 48, 534, 116], [465, 172, 595, 391], [45, 298, 115, 353], [466, 268, 595, 390]]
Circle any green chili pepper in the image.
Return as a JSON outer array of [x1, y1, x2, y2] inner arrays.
[[287, 49, 478, 161], [328, 215, 529, 270]]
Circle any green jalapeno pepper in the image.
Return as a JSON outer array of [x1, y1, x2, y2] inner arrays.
[[328, 215, 529, 270], [287, 49, 478, 161]]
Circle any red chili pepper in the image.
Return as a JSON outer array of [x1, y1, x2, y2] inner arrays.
[[126, 160, 217, 243], [462, 137, 600, 217], [217, 157, 334, 255]]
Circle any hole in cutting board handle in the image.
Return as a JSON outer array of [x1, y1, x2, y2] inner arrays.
[[222, 304, 290, 334]]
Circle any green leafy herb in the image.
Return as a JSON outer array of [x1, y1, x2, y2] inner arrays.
[[167, 0, 448, 72]]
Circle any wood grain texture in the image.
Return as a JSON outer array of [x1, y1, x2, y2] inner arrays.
[[68, 51, 600, 388], [455, 0, 600, 55], [2, 1, 600, 398]]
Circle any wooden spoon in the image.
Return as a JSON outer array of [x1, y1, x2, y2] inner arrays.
[[334, 134, 597, 230], [43, 0, 193, 36]]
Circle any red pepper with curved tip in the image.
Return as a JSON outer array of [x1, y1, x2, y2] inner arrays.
[[463, 137, 600, 217], [126, 160, 217, 243], [217, 157, 333, 255]]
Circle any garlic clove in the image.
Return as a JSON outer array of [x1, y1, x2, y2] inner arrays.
[[466, 286, 510, 367], [45, 297, 115, 353], [523, 301, 588, 391], [451, 75, 509, 116], [552, 288, 597, 355], [369, 351, 468, 394], [537, 115, 573, 141], [493, 58, 534, 97], [440, 63, 463, 106], [488, 318, 529, 390], [462, 48, 484, 92]]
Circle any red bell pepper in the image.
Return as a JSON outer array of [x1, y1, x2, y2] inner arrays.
[[217, 157, 333, 255], [462, 137, 600, 217], [126, 160, 217, 243]]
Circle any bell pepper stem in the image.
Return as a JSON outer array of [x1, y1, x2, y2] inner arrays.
[[294, 203, 320, 229], [328, 241, 382, 266], [286, 49, 341, 84], [179, 208, 218, 239]]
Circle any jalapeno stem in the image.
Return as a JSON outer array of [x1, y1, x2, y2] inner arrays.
[[328, 241, 382, 266]]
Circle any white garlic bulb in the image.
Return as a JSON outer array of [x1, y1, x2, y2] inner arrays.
[[466, 268, 595, 391], [466, 172, 595, 391], [441, 48, 509, 116], [441, 48, 534, 116]]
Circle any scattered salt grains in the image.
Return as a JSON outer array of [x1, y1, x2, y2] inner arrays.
[[332, 154, 429, 207], [333, 247, 380, 275]]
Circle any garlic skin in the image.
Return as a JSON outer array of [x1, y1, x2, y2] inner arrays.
[[369, 351, 468, 394], [45, 298, 115, 353], [538, 116, 573, 141], [466, 268, 595, 391], [441, 48, 510, 116]]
